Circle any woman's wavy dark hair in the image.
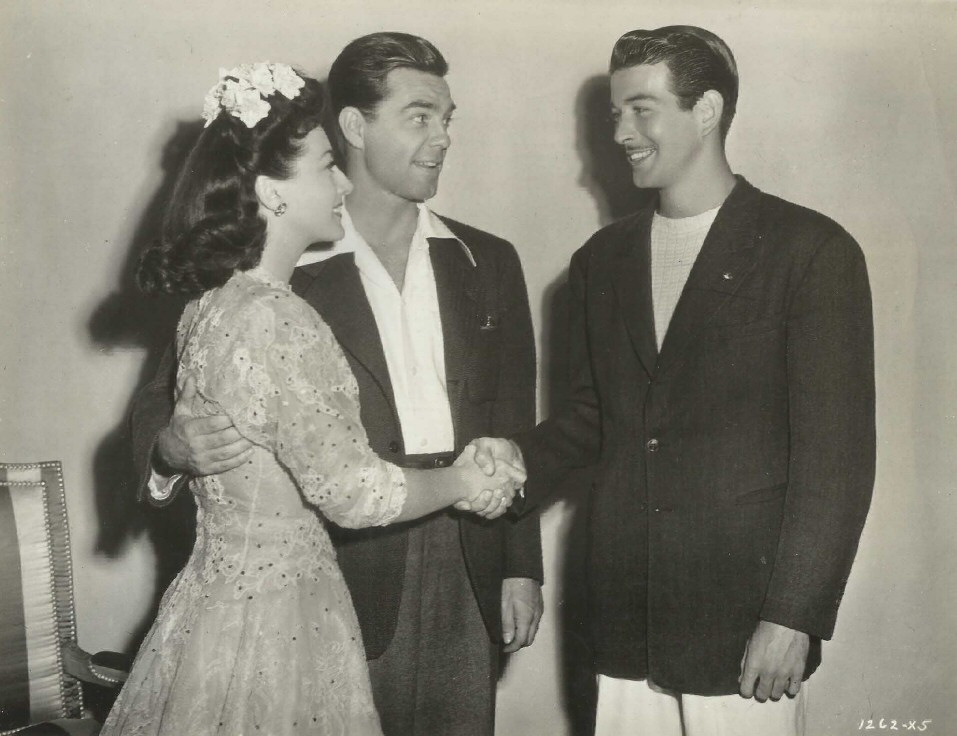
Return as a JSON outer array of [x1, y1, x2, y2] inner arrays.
[[137, 72, 325, 295]]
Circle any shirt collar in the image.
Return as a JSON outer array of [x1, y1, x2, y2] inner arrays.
[[296, 203, 475, 268], [416, 205, 476, 266]]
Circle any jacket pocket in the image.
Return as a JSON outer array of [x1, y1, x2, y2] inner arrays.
[[731, 482, 788, 506], [705, 316, 783, 341]]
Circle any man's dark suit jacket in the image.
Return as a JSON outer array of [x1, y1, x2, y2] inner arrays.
[[131, 216, 543, 659], [515, 177, 875, 695]]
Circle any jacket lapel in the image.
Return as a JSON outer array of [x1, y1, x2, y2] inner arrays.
[[655, 177, 763, 376], [296, 255, 397, 407], [429, 236, 479, 442], [612, 210, 659, 379]]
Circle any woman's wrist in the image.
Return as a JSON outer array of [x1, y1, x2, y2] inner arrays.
[[450, 465, 472, 504]]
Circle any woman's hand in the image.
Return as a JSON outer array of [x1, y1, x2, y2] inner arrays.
[[453, 445, 525, 520]]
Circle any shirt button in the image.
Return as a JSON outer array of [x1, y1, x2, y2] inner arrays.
[[388, 441, 400, 453], [419, 438, 428, 448], [646, 438, 660, 452]]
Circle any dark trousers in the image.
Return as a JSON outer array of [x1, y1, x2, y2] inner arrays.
[[367, 512, 497, 736]]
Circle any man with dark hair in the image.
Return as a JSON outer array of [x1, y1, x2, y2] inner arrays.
[[325, 32, 448, 145], [473, 25, 874, 735], [131, 31, 543, 736]]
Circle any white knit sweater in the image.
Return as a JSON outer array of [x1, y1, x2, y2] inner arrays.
[[650, 206, 721, 349]]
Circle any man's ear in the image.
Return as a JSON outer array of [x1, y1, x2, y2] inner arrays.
[[696, 90, 724, 139], [338, 106, 366, 150], [254, 175, 283, 213]]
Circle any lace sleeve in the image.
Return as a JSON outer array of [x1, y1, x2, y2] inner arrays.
[[185, 281, 407, 528]]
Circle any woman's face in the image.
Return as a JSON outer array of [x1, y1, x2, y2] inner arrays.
[[275, 127, 352, 244]]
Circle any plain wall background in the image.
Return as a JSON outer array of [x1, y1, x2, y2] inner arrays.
[[2, 1, 955, 733]]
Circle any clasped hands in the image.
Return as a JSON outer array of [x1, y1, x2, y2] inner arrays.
[[157, 381, 526, 521], [452, 438, 526, 520]]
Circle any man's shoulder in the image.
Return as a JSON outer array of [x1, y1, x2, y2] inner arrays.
[[662, 176, 848, 245], [750, 187, 864, 267], [593, 208, 649, 242], [571, 209, 649, 266], [755, 189, 848, 239]]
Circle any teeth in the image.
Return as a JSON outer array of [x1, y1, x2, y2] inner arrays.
[[416, 161, 440, 168], [628, 148, 655, 162]]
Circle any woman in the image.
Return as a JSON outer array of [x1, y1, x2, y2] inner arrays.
[[101, 63, 520, 735]]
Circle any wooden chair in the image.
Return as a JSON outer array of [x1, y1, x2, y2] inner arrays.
[[1, 461, 127, 735]]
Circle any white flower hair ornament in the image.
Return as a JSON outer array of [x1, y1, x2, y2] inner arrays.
[[202, 62, 306, 129]]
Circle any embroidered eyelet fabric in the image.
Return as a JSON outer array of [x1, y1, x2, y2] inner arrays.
[[102, 269, 408, 735]]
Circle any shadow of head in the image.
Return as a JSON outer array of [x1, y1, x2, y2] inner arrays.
[[87, 120, 203, 562], [575, 74, 654, 225], [88, 120, 203, 353]]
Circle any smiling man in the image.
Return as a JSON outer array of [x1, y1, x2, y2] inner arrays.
[[130, 33, 543, 736], [472, 25, 875, 735]]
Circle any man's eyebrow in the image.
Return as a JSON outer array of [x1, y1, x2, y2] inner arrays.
[[617, 93, 660, 106], [402, 99, 457, 114]]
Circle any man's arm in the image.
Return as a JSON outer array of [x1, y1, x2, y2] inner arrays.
[[742, 228, 875, 698], [130, 344, 179, 504], [507, 244, 602, 511], [471, 243, 603, 512], [763, 229, 875, 636]]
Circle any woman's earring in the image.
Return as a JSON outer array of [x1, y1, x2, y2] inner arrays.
[[274, 202, 288, 217]]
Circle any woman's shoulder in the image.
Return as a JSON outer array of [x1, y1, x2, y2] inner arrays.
[[181, 268, 323, 342], [217, 269, 318, 321]]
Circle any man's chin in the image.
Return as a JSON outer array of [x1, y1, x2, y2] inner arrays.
[[630, 170, 658, 190], [403, 186, 438, 203]]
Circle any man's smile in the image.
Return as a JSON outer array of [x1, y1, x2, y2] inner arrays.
[[626, 146, 656, 164]]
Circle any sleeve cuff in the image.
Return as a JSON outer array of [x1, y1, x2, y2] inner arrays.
[[760, 597, 837, 640], [148, 468, 183, 502]]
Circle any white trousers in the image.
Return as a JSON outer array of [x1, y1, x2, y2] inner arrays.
[[595, 675, 806, 736]]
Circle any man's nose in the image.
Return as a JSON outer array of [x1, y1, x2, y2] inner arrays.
[[431, 120, 451, 149], [613, 116, 633, 147]]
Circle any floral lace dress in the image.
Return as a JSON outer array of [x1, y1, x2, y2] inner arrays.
[[102, 268, 408, 735]]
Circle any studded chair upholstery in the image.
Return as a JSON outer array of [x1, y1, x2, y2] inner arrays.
[[0, 461, 127, 735]]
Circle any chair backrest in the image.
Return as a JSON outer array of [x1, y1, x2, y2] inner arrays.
[[0, 461, 83, 732]]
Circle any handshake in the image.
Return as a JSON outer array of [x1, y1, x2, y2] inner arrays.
[[451, 438, 527, 521]]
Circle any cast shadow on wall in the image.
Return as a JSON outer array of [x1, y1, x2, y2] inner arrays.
[[538, 75, 653, 735], [87, 121, 204, 661]]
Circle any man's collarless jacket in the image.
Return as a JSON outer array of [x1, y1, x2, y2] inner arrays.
[[516, 177, 875, 694]]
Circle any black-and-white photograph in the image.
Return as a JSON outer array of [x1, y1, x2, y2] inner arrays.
[[1, 1, 954, 734]]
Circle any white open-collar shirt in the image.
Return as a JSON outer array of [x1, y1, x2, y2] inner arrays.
[[300, 203, 474, 455]]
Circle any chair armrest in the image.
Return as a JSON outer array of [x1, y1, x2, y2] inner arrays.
[[62, 641, 131, 687], [19, 719, 101, 736]]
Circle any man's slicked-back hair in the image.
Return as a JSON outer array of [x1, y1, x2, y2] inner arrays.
[[610, 26, 738, 140], [328, 31, 449, 119]]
